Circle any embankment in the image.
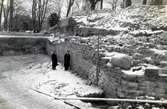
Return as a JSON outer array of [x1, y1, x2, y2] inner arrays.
[[0, 36, 167, 100]]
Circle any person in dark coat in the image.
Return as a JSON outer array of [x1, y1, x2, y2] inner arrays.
[[51, 51, 58, 70], [64, 50, 70, 71]]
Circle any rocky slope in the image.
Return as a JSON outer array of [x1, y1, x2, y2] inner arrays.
[[66, 5, 167, 73], [50, 5, 167, 108]]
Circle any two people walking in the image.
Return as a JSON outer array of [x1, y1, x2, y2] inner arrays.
[[51, 50, 70, 71]]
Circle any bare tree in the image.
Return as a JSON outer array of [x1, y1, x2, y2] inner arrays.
[[82, 0, 101, 10], [108, 0, 118, 11], [143, 0, 147, 5], [66, 0, 75, 17], [13, 0, 27, 15], [9, 0, 14, 31], [32, 0, 37, 32], [100, 0, 103, 9], [88, 0, 101, 10], [75, 0, 80, 9], [123, 0, 132, 8], [2, 0, 25, 31], [48, 0, 62, 18], [3, 0, 10, 31], [0, 0, 4, 30], [32, 0, 49, 32]]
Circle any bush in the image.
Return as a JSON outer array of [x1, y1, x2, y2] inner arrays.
[[12, 14, 33, 31], [48, 13, 59, 27]]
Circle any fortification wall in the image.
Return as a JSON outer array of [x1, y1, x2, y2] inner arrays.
[[46, 40, 167, 99], [0, 36, 166, 99], [0, 37, 48, 56]]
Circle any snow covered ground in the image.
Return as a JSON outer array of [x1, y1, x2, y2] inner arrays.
[[34, 65, 103, 98], [0, 54, 103, 109]]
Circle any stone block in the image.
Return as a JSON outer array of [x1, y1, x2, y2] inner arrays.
[[145, 68, 159, 79], [105, 52, 132, 70]]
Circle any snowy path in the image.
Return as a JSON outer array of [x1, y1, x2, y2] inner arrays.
[[35, 65, 102, 98], [0, 54, 102, 109], [0, 55, 74, 109], [0, 79, 73, 109]]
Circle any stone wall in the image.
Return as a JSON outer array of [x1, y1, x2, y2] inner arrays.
[[0, 37, 167, 99], [46, 41, 130, 98], [46, 40, 167, 99], [0, 37, 48, 56], [46, 41, 97, 79], [122, 73, 167, 98], [49, 18, 121, 37]]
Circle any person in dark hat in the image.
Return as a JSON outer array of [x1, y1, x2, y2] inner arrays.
[[51, 51, 58, 70], [64, 50, 71, 71]]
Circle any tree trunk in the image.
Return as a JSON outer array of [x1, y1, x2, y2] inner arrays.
[[38, 0, 41, 32], [123, 0, 132, 8], [91, 2, 96, 10], [32, 0, 49, 32], [66, 0, 72, 17], [4, 20, 8, 31], [100, 0, 103, 9], [3, 5, 9, 31], [66, 0, 74, 17], [9, 0, 14, 31], [0, 0, 4, 30], [143, 0, 147, 5], [32, 0, 37, 32]]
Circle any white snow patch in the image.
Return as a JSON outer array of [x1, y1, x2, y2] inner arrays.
[[103, 52, 128, 59], [130, 30, 163, 35], [122, 64, 160, 76], [122, 66, 145, 76], [149, 48, 167, 55], [33, 65, 103, 98]]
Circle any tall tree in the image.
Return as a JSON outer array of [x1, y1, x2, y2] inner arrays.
[[2, 0, 26, 31], [48, 0, 62, 18], [32, 0, 49, 32], [123, 0, 132, 8], [100, 0, 103, 9], [108, 0, 118, 11], [66, 0, 75, 17], [32, 0, 37, 32], [13, 0, 27, 15], [89, 0, 100, 10], [0, 0, 4, 30], [143, 0, 147, 5], [9, 0, 14, 31], [84, 0, 100, 10], [3, 0, 10, 31]]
